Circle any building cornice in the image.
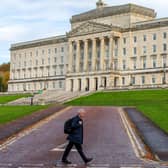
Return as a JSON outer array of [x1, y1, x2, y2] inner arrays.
[[10, 35, 68, 51]]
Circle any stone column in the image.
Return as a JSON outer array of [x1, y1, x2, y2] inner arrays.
[[109, 35, 113, 70], [100, 37, 105, 71], [68, 40, 73, 73], [92, 38, 96, 71], [84, 39, 88, 71], [76, 40, 80, 72]]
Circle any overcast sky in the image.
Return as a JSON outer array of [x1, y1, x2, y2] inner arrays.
[[0, 0, 168, 64]]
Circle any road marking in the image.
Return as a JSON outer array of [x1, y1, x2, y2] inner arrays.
[[119, 108, 145, 159], [0, 106, 72, 151], [87, 163, 110, 167], [54, 161, 77, 167], [0, 163, 12, 166], [51, 142, 77, 152], [120, 167, 142, 168]]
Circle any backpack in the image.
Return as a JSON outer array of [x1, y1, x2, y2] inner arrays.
[[64, 118, 73, 134]]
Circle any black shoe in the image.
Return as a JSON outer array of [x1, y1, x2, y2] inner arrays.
[[62, 159, 72, 164], [85, 158, 93, 164]]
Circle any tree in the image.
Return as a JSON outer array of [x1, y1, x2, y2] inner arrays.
[[0, 62, 10, 92]]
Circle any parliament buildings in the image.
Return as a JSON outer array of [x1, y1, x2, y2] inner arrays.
[[8, 0, 168, 92]]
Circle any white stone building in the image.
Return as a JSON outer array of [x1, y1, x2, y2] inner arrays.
[[8, 1, 168, 92]]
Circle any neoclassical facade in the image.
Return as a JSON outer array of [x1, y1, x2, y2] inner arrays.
[[8, 1, 168, 92]]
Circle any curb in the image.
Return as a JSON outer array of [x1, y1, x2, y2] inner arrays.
[[120, 107, 168, 167], [119, 108, 146, 158]]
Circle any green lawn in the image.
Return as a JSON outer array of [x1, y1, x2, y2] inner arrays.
[[0, 94, 31, 104], [66, 89, 168, 133], [0, 106, 47, 125]]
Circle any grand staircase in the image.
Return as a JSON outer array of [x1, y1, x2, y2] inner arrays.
[[7, 90, 93, 105]]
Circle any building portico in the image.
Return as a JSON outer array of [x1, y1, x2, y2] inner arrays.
[[66, 21, 121, 91]]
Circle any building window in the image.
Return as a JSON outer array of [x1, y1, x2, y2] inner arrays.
[[133, 59, 137, 70], [123, 38, 126, 44], [163, 56, 167, 67], [163, 43, 167, 51], [59, 81, 63, 88], [152, 76, 156, 84], [36, 60, 38, 66], [123, 60, 126, 70], [123, 48, 126, 56], [143, 58, 146, 69], [24, 61, 26, 67], [163, 32, 167, 39], [48, 49, 51, 54], [143, 46, 147, 54], [143, 35, 147, 41], [153, 58, 156, 68], [36, 51, 38, 56], [61, 47, 64, 52], [55, 48, 57, 53], [122, 77, 125, 85], [54, 57, 57, 63], [133, 47, 137, 55], [133, 36, 137, 43], [61, 56, 64, 63], [42, 50, 45, 54], [132, 77, 135, 85], [153, 34, 156, 40], [42, 59, 44, 65], [60, 67, 63, 75], [30, 52, 32, 57], [141, 76, 145, 84], [152, 45, 157, 53]]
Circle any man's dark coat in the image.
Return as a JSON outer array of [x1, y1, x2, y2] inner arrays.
[[67, 115, 83, 144]]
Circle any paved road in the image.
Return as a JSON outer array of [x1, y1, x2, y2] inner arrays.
[[0, 106, 166, 168]]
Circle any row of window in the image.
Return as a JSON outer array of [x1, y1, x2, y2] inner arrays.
[[11, 81, 64, 91], [123, 32, 167, 44], [12, 56, 64, 69], [122, 44, 167, 56], [122, 76, 166, 85], [11, 67, 64, 80], [12, 47, 65, 60]]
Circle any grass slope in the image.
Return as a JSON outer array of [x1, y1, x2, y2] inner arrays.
[[0, 106, 47, 124], [66, 90, 168, 133], [0, 94, 30, 104]]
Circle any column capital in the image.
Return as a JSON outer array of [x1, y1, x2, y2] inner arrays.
[[108, 34, 114, 39], [84, 38, 89, 42], [100, 36, 105, 40]]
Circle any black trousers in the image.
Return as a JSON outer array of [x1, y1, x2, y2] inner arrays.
[[62, 141, 87, 162]]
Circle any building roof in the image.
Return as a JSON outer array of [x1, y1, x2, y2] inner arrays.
[[10, 35, 67, 51], [71, 3, 156, 23]]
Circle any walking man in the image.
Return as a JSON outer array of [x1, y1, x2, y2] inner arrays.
[[62, 109, 93, 164]]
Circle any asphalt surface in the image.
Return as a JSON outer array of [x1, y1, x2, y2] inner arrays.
[[0, 105, 65, 143], [0, 106, 167, 168], [124, 108, 168, 161]]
